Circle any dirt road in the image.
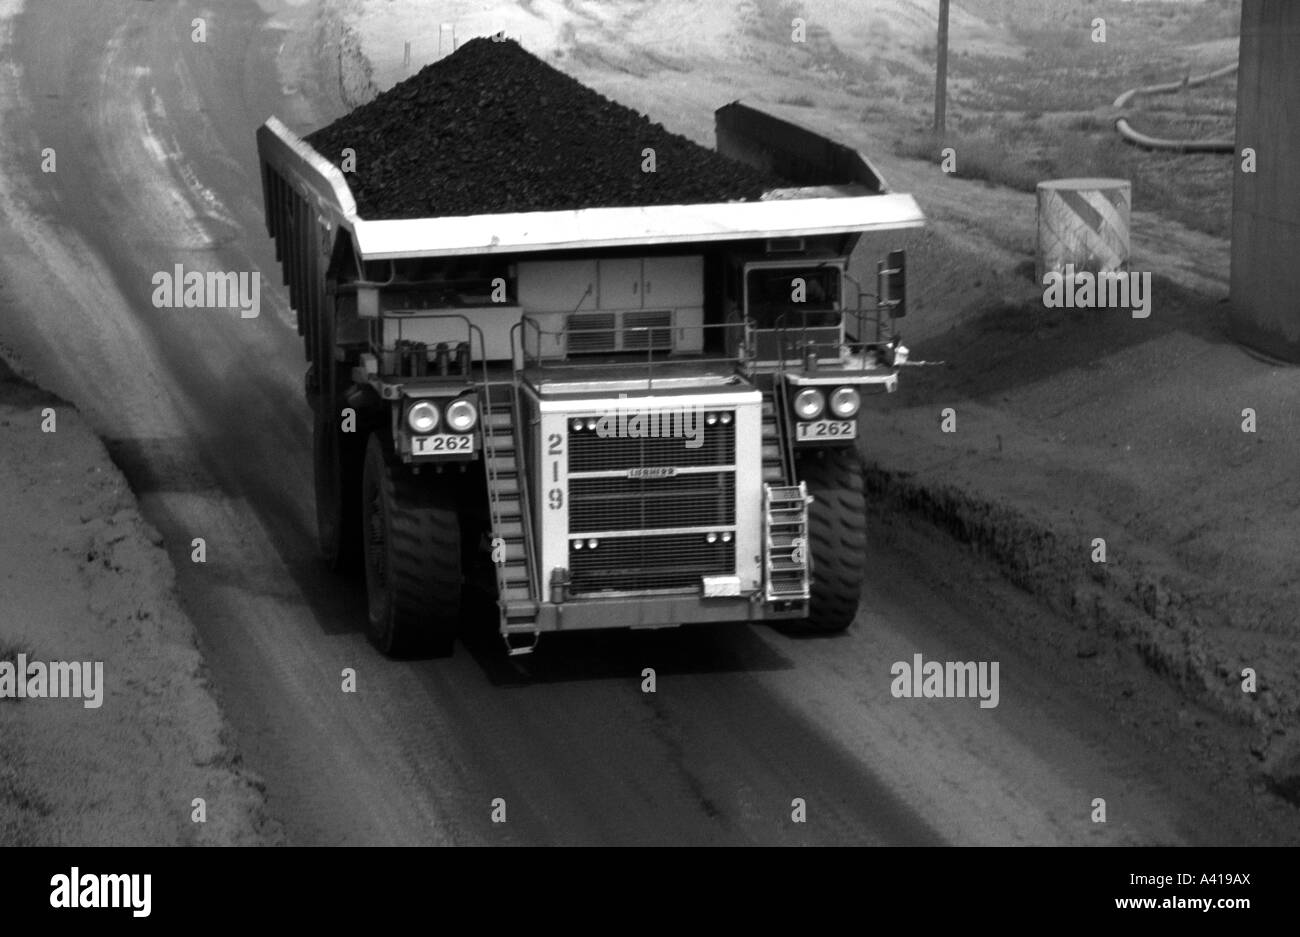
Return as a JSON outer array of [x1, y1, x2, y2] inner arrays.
[[0, 0, 1289, 845]]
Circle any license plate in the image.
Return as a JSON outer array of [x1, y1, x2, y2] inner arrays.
[[412, 433, 474, 455], [795, 420, 856, 441]]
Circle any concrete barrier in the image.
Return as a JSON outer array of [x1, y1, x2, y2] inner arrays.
[[1036, 178, 1131, 286]]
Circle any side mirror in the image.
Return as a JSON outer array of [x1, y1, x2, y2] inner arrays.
[[877, 250, 906, 318]]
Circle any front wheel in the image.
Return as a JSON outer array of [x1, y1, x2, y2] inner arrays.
[[798, 446, 867, 633], [360, 435, 461, 657]]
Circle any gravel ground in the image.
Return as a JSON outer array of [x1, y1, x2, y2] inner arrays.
[[304, 37, 787, 218], [0, 357, 277, 845]]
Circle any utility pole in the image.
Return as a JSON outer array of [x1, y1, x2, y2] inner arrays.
[[934, 0, 950, 135]]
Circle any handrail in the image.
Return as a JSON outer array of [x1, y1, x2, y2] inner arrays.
[[517, 315, 756, 389], [772, 376, 797, 484], [486, 319, 540, 604], [510, 382, 540, 601]]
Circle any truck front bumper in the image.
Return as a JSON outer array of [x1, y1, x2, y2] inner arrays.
[[505, 592, 806, 635]]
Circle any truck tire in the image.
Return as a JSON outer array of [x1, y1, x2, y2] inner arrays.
[[360, 434, 461, 657], [313, 397, 363, 573], [799, 446, 867, 633]]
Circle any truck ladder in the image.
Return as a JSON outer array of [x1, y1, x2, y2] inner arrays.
[[482, 383, 541, 654], [761, 389, 809, 603], [763, 482, 811, 602]]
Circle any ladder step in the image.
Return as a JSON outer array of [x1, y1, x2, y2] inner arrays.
[[484, 388, 540, 638], [763, 480, 810, 603]]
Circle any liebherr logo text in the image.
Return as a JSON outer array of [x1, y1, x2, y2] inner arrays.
[[627, 467, 676, 479], [50, 868, 151, 918]]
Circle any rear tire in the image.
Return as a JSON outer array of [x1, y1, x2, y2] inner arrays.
[[799, 446, 867, 633], [361, 435, 461, 657], [313, 394, 363, 574]]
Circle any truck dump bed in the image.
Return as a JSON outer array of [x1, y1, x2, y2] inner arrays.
[[259, 103, 922, 317], [257, 38, 923, 335]]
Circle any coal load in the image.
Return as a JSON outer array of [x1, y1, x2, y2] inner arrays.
[[305, 38, 788, 219]]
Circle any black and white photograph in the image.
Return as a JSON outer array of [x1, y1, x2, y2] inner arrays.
[[0, 0, 1293, 915]]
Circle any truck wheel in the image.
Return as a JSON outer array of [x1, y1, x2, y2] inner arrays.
[[360, 435, 461, 657], [313, 398, 362, 573], [799, 446, 867, 633]]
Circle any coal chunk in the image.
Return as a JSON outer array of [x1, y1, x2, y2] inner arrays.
[[305, 38, 788, 219]]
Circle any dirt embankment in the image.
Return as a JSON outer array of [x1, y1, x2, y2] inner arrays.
[[0, 356, 278, 845], [857, 257, 1300, 808]]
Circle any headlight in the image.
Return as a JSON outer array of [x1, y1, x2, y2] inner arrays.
[[444, 398, 478, 432], [792, 388, 825, 420], [406, 401, 439, 433], [829, 386, 860, 418]]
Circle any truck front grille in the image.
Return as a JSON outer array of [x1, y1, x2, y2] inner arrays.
[[569, 533, 735, 593], [565, 408, 738, 595], [568, 420, 733, 470], [569, 473, 734, 533]]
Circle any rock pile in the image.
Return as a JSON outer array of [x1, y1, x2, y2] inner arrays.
[[305, 38, 786, 219]]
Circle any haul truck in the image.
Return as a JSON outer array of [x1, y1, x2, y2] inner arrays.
[[257, 102, 924, 656]]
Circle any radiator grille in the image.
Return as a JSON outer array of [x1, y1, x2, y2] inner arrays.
[[623, 310, 672, 350], [569, 418, 734, 471], [562, 404, 740, 595], [567, 313, 616, 353], [566, 310, 674, 354], [570, 533, 735, 593], [569, 473, 734, 533]]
